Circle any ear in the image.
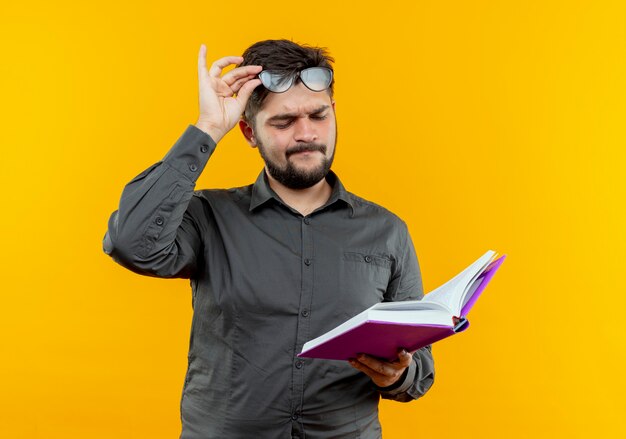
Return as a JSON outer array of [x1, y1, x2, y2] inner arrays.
[[239, 119, 257, 148]]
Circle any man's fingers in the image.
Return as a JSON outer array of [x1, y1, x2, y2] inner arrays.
[[230, 74, 259, 94], [230, 77, 250, 94], [198, 44, 207, 74], [349, 357, 405, 388], [209, 55, 244, 78], [349, 358, 385, 379], [223, 65, 263, 86], [397, 350, 413, 368], [235, 78, 262, 107], [356, 355, 395, 376], [357, 353, 408, 375]]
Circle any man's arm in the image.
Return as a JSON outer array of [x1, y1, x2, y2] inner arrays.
[[102, 45, 262, 278], [103, 125, 215, 278], [349, 222, 436, 402]]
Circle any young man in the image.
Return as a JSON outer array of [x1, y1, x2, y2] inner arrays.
[[103, 39, 435, 438]]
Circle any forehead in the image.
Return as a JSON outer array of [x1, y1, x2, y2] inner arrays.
[[258, 83, 333, 118]]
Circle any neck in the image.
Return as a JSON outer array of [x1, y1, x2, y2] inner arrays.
[[265, 170, 333, 216]]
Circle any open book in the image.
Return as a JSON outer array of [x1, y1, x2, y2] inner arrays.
[[298, 250, 506, 361]]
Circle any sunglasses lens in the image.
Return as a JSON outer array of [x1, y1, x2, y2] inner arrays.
[[259, 71, 293, 93], [300, 67, 332, 91], [259, 68, 333, 93]]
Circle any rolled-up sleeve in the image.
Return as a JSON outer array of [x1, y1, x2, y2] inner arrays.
[[103, 124, 216, 279], [378, 223, 436, 402]]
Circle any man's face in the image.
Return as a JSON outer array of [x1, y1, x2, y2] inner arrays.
[[251, 82, 337, 190]]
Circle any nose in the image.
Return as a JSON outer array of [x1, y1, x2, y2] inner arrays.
[[293, 118, 318, 143]]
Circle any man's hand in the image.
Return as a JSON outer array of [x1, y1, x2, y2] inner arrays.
[[195, 44, 262, 143], [349, 349, 413, 388]]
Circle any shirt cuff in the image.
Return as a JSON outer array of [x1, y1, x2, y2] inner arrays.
[[373, 359, 417, 396], [161, 124, 217, 183]]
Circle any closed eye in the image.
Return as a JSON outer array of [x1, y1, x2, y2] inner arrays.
[[271, 119, 295, 129], [269, 110, 329, 129]]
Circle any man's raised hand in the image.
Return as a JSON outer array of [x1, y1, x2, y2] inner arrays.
[[195, 44, 262, 143]]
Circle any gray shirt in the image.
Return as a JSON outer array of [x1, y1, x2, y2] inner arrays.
[[103, 124, 435, 439]]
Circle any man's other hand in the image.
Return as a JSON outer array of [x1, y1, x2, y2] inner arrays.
[[349, 349, 413, 388], [195, 44, 263, 143]]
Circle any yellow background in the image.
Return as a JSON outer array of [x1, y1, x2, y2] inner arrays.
[[1, 1, 625, 437]]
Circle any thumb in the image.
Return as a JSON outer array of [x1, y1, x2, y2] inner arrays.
[[235, 78, 262, 109]]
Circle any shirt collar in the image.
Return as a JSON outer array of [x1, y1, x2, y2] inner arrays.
[[249, 169, 355, 216]]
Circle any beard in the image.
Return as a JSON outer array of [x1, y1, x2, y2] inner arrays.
[[257, 138, 336, 190]]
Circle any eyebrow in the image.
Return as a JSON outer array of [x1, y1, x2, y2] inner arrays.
[[266, 105, 330, 124]]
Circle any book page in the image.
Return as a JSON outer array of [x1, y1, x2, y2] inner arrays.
[[461, 271, 486, 308], [459, 255, 506, 316], [374, 300, 452, 314], [421, 251, 496, 314], [420, 271, 468, 311], [371, 309, 452, 326]]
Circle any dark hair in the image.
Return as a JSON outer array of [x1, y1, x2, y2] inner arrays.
[[241, 39, 335, 125]]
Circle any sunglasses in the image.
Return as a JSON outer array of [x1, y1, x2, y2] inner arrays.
[[257, 67, 333, 93]]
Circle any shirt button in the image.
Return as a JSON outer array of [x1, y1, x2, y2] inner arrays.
[[364, 255, 372, 263], [200, 145, 208, 153], [295, 360, 303, 369], [155, 216, 164, 226], [303, 218, 311, 225], [189, 163, 198, 172], [301, 309, 309, 317], [291, 412, 299, 420], [304, 258, 312, 266]]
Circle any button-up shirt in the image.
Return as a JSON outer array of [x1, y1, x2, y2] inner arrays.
[[103, 124, 435, 439]]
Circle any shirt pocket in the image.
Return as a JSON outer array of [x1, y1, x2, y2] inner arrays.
[[338, 251, 392, 317], [343, 252, 393, 269]]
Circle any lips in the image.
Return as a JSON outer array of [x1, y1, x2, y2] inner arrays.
[[291, 150, 318, 155], [286, 144, 327, 158]]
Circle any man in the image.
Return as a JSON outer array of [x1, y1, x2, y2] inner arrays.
[[103, 39, 435, 438]]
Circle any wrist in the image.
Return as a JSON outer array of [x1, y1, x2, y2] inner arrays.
[[373, 359, 417, 395], [194, 119, 224, 143]]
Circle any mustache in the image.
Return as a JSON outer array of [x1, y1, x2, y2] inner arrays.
[[285, 143, 327, 158]]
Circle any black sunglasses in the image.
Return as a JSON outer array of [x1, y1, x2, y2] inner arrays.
[[257, 67, 333, 93]]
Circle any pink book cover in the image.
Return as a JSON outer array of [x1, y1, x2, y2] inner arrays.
[[298, 255, 506, 362]]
